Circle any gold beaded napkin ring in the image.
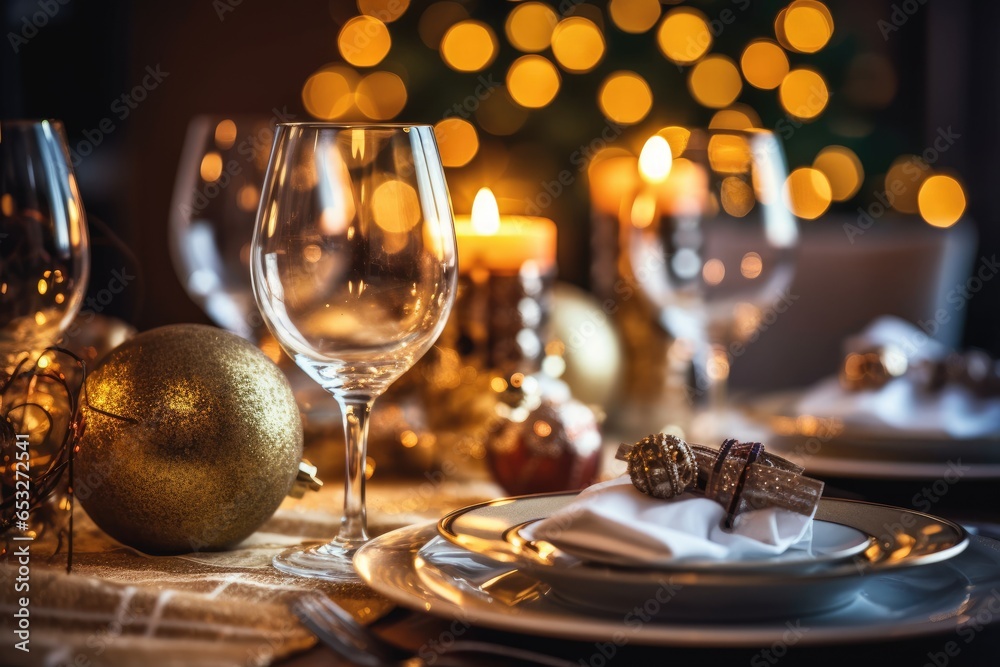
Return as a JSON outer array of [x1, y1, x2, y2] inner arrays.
[[616, 434, 825, 528]]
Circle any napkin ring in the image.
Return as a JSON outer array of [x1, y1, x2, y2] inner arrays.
[[616, 434, 697, 500], [617, 435, 824, 528]]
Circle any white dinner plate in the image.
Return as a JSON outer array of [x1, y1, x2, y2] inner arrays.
[[435, 494, 967, 617], [354, 522, 1000, 647]]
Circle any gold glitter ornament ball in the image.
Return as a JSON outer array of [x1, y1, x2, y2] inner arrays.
[[77, 324, 303, 555]]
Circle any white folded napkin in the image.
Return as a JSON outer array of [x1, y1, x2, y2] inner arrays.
[[795, 316, 1000, 439], [521, 476, 813, 566]]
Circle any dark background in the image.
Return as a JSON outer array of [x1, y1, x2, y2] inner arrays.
[[2, 0, 997, 353]]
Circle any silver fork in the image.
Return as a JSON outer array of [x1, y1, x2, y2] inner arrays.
[[292, 594, 580, 667]]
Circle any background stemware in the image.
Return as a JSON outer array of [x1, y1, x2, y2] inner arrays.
[[0, 119, 90, 367], [629, 128, 799, 438], [251, 123, 457, 580]]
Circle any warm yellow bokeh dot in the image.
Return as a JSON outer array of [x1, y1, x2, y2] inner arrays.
[[709, 105, 761, 130], [302, 69, 356, 120], [813, 146, 863, 201], [214, 119, 237, 149], [740, 39, 789, 90], [358, 0, 409, 23], [551, 17, 605, 73], [783, 0, 834, 53], [657, 8, 712, 65], [609, 0, 661, 34], [721, 177, 755, 217], [355, 71, 407, 120], [505, 2, 557, 52], [338, 16, 391, 67], [507, 55, 561, 108], [708, 134, 752, 174], [372, 180, 421, 232], [433, 118, 479, 167], [200, 152, 223, 182], [784, 167, 832, 220], [884, 155, 927, 214], [598, 71, 653, 125], [656, 126, 692, 159], [779, 68, 828, 120], [918, 175, 966, 228], [441, 21, 498, 72], [741, 252, 764, 279], [689, 55, 743, 109]]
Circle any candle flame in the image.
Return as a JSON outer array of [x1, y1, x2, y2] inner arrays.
[[639, 135, 673, 184], [471, 187, 501, 235]]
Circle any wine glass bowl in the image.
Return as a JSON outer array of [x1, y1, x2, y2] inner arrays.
[[629, 128, 798, 433], [252, 123, 457, 580], [169, 114, 275, 340], [0, 120, 90, 365]]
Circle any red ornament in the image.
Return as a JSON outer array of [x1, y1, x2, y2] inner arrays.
[[486, 399, 602, 496]]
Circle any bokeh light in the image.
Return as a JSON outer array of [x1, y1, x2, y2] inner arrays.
[[302, 67, 357, 120], [782, 1, 834, 53], [372, 180, 421, 232], [475, 87, 530, 136], [507, 55, 561, 108], [200, 152, 223, 182], [844, 53, 898, 109], [708, 133, 752, 174], [433, 118, 479, 167], [740, 39, 789, 90], [657, 126, 692, 158], [689, 55, 743, 109], [779, 68, 829, 120], [338, 16, 391, 67], [598, 71, 653, 124], [418, 1, 468, 49], [609, 0, 661, 34], [505, 2, 557, 52], [355, 71, 407, 120], [709, 105, 761, 130], [918, 175, 967, 228], [813, 146, 863, 201], [721, 176, 755, 217], [214, 119, 237, 149], [358, 0, 409, 23], [884, 155, 927, 214], [657, 8, 711, 65], [441, 20, 497, 72], [551, 17, 605, 73], [784, 167, 832, 219]]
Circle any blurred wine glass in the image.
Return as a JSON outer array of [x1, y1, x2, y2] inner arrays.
[[0, 120, 90, 368], [629, 128, 798, 437], [251, 123, 457, 581], [169, 114, 274, 340]]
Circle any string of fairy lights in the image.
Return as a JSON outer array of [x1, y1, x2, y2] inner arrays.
[[301, 0, 967, 229]]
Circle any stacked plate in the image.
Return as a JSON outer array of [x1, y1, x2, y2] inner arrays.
[[355, 493, 1000, 646]]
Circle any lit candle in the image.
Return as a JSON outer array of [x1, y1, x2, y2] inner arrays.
[[454, 188, 557, 274]]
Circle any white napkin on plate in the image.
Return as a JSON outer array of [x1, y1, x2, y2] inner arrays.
[[795, 316, 1000, 439], [521, 476, 813, 566]]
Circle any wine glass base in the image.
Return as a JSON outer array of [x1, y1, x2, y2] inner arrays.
[[272, 542, 361, 582]]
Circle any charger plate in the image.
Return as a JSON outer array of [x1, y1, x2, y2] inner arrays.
[[354, 522, 1000, 646]]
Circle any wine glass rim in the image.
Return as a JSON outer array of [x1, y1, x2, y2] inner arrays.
[[275, 122, 433, 130]]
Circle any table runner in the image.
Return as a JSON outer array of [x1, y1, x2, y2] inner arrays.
[[0, 477, 502, 667]]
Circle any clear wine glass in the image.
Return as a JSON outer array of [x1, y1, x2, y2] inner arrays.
[[629, 128, 798, 438], [251, 123, 458, 580], [0, 119, 90, 368], [169, 114, 275, 340]]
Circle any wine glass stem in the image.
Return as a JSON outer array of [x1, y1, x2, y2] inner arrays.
[[334, 396, 374, 549]]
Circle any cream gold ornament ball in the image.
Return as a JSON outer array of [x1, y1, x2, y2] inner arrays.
[[77, 324, 303, 555]]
